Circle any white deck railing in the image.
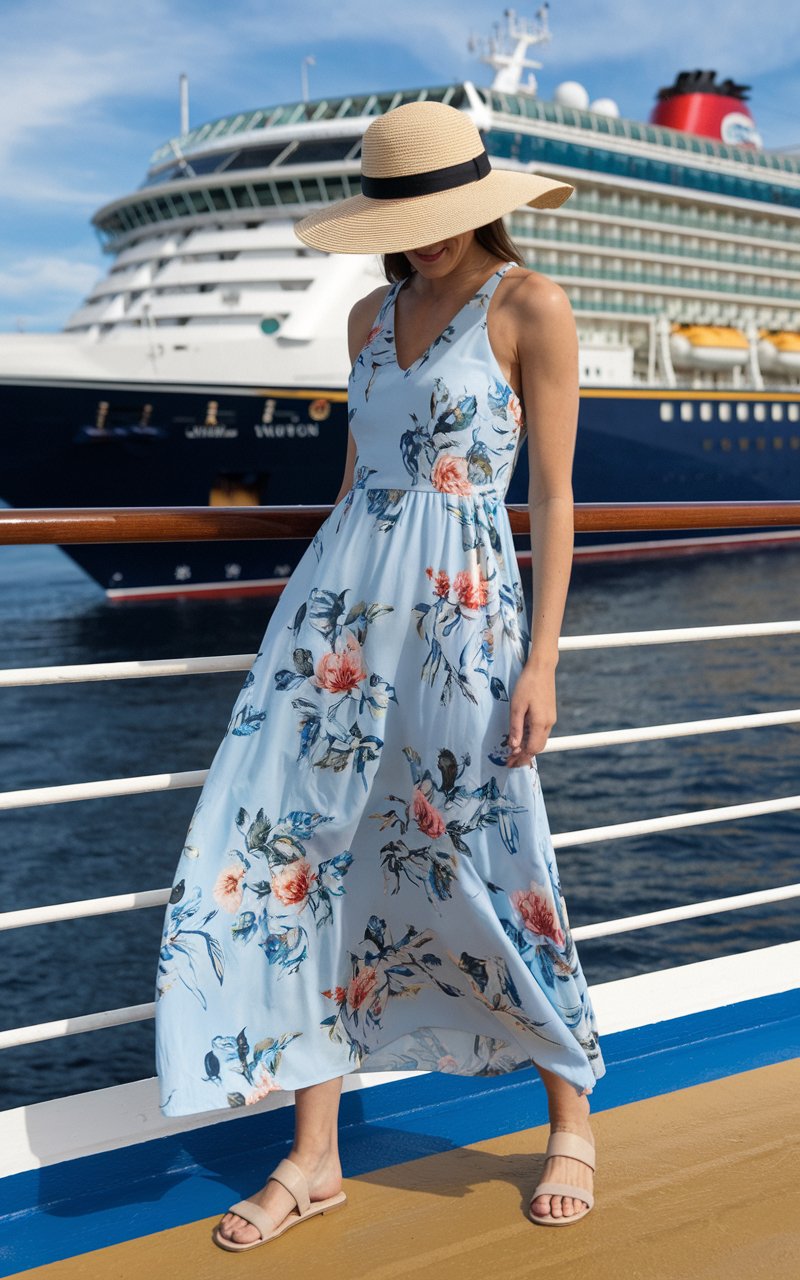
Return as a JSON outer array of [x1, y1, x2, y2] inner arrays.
[[0, 617, 798, 1051]]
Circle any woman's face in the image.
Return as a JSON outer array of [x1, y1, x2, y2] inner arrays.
[[404, 230, 477, 278]]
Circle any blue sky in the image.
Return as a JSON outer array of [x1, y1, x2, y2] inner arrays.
[[2, 0, 799, 332]]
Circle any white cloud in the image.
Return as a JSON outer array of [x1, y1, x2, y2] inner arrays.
[[0, 253, 100, 300]]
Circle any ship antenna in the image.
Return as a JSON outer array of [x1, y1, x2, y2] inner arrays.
[[179, 72, 189, 136], [468, 4, 552, 95]]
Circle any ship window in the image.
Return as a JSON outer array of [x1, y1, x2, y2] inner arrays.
[[230, 185, 257, 209], [790, 436, 800, 446], [680, 402, 694, 421], [283, 137, 360, 165], [659, 401, 674, 421], [753, 403, 767, 421], [718, 403, 732, 421], [788, 404, 800, 421], [755, 436, 766, 449], [771, 403, 784, 421], [252, 183, 277, 206], [736, 403, 750, 421], [183, 151, 236, 177], [738, 437, 749, 450], [209, 187, 234, 211], [773, 436, 783, 448], [720, 437, 732, 450], [226, 144, 290, 170], [699, 402, 713, 421], [209, 471, 268, 506]]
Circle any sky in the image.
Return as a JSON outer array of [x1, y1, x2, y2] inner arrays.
[[1, 0, 800, 332]]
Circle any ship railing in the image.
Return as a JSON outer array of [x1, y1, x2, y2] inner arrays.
[[0, 499, 798, 1058]]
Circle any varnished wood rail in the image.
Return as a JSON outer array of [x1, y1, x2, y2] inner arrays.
[[0, 500, 799, 545]]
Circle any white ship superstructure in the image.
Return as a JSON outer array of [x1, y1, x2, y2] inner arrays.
[[1, 7, 799, 600], [54, 7, 800, 395]]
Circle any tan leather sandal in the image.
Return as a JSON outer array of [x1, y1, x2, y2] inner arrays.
[[529, 1129, 595, 1227], [211, 1156, 347, 1251]]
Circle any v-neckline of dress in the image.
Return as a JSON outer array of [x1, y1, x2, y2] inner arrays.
[[390, 261, 513, 374]]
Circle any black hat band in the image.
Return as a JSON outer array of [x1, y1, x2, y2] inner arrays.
[[361, 150, 491, 200]]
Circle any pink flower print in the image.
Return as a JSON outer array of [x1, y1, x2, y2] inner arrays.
[[508, 390, 524, 431], [453, 568, 490, 610], [213, 864, 246, 913], [365, 324, 383, 345], [437, 1054, 460, 1073], [425, 566, 451, 598], [313, 631, 367, 693], [510, 881, 566, 946], [431, 453, 473, 495], [271, 859, 317, 909], [412, 786, 447, 839], [347, 966, 379, 1010], [322, 985, 348, 1005], [245, 1066, 282, 1105]]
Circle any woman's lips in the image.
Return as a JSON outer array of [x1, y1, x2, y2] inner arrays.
[[415, 248, 445, 262]]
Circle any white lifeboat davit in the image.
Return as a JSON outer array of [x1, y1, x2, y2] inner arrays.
[[669, 324, 749, 371], [757, 330, 800, 374]]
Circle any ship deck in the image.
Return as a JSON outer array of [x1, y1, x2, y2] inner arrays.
[[11, 1053, 797, 1280]]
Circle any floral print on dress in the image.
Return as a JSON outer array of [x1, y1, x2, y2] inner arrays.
[[155, 261, 605, 1117], [273, 586, 398, 787]]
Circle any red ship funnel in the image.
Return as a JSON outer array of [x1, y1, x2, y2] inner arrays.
[[650, 69, 762, 148]]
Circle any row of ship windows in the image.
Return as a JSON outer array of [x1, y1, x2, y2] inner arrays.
[[701, 436, 800, 450], [660, 401, 800, 423]]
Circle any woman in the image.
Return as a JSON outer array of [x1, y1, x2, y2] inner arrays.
[[155, 99, 605, 1252]]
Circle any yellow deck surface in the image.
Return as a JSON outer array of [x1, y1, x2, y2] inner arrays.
[[20, 1057, 799, 1280]]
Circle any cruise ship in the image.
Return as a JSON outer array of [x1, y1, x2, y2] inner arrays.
[[2, 5, 800, 599]]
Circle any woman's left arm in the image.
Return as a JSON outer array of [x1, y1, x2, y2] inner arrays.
[[506, 276, 579, 768]]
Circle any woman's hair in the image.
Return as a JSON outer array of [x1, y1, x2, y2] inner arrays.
[[382, 218, 525, 282]]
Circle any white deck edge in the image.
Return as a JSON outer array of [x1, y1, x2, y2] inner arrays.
[[1, 940, 797, 1180]]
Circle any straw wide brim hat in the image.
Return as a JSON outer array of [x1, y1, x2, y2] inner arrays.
[[293, 100, 574, 255]]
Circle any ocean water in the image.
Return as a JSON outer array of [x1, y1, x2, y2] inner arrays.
[[0, 541, 798, 1110]]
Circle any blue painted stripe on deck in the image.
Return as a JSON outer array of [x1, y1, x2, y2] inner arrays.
[[1, 987, 798, 1277]]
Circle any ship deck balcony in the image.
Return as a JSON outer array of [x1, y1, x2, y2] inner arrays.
[[0, 500, 798, 1279]]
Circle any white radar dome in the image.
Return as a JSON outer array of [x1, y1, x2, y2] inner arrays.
[[590, 97, 620, 117], [554, 81, 590, 110]]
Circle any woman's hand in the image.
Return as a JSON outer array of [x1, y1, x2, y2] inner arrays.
[[506, 659, 557, 767]]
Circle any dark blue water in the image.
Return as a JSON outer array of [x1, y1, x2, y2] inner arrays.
[[1, 542, 797, 1109]]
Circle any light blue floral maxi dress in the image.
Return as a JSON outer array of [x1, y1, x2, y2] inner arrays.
[[155, 261, 606, 1116]]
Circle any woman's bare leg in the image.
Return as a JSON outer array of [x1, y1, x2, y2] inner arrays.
[[217, 1075, 344, 1245], [530, 1064, 594, 1220]]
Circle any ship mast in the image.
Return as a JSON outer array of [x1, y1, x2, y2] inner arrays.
[[468, 5, 552, 96]]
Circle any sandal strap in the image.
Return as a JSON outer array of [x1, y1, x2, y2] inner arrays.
[[531, 1179, 594, 1209], [226, 1197, 277, 1241], [544, 1131, 595, 1171], [268, 1157, 311, 1216]]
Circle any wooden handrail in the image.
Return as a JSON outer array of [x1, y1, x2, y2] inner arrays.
[[0, 501, 799, 545]]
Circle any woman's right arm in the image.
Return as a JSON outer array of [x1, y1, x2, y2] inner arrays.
[[333, 286, 390, 504]]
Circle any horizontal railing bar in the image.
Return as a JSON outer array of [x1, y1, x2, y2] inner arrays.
[[1, 621, 798, 687], [1, 499, 799, 546], [2, 709, 798, 810], [2, 876, 799, 936], [576, 882, 800, 939], [2, 883, 797, 1047], [0, 770, 208, 811], [0, 889, 171, 931], [0, 1003, 155, 1050], [546, 708, 800, 752], [0, 655, 254, 688], [558, 619, 800, 649], [553, 793, 800, 848]]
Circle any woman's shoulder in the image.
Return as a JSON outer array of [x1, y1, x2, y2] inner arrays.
[[498, 264, 573, 323], [348, 283, 394, 329]]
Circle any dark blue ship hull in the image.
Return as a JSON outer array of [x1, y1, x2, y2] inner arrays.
[[2, 380, 798, 598]]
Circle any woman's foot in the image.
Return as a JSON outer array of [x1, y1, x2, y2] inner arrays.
[[530, 1103, 595, 1221], [216, 1146, 343, 1246]]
